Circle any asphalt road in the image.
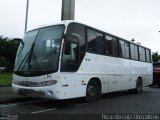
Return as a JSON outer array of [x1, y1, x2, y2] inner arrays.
[[0, 87, 160, 120]]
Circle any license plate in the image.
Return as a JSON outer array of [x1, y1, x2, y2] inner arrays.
[[18, 89, 35, 96], [18, 89, 44, 96]]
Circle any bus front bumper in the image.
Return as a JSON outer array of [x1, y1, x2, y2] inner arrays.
[[12, 83, 61, 100]]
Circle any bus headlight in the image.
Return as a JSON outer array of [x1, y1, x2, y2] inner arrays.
[[13, 80, 18, 85], [40, 80, 57, 87]]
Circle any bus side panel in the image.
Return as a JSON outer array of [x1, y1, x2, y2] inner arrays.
[[130, 61, 144, 89], [77, 53, 106, 92], [58, 73, 87, 99], [130, 61, 152, 87], [106, 56, 131, 92]]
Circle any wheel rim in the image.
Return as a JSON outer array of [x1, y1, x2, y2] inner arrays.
[[87, 85, 96, 97]]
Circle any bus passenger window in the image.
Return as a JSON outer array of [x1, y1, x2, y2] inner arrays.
[[96, 33, 105, 54], [130, 44, 135, 60], [105, 35, 118, 57], [146, 49, 151, 63], [134, 45, 139, 61], [119, 40, 125, 58], [139, 47, 146, 62], [130, 44, 139, 61], [125, 42, 130, 59], [87, 29, 105, 54], [87, 29, 97, 53], [119, 40, 130, 59]]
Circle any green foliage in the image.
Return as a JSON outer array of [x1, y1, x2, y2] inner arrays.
[[0, 57, 7, 66], [0, 72, 12, 85], [0, 36, 20, 70], [152, 52, 160, 62]]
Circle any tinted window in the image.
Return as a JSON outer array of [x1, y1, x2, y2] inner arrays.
[[87, 29, 105, 54], [67, 23, 86, 52], [96, 32, 105, 54], [125, 42, 130, 59], [146, 49, 151, 63], [134, 45, 139, 61], [130, 44, 135, 60], [130, 44, 139, 60], [105, 35, 119, 57], [66, 23, 86, 65], [119, 40, 130, 59], [87, 29, 98, 53], [139, 47, 146, 62], [15, 26, 64, 73], [119, 40, 125, 58]]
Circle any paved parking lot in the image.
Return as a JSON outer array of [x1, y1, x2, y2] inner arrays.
[[0, 87, 160, 120]]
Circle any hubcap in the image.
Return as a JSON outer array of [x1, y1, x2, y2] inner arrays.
[[87, 85, 96, 96]]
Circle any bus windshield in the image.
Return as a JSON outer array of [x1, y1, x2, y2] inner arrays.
[[14, 25, 65, 76]]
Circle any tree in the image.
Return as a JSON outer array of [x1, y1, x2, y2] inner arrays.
[[0, 36, 7, 67], [0, 36, 7, 58], [152, 52, 160, 62], [4, 39, 20, 70], [0, 36, 20, 70]]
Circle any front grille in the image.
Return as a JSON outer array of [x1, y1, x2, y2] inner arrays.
[[14, 81, 41, 87]]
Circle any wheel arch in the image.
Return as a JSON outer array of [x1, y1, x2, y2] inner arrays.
[[88, 77, 102, 93], [137, 76, 143, 86]]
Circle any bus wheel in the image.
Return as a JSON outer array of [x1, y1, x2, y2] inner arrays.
[[135, 78, 142, 94], [85, 80, 101, 102]]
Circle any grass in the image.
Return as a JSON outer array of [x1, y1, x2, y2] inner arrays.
[[0, 72, 12, 86]]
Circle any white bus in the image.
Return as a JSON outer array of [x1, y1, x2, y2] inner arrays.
[[12, 21, 152, 102]]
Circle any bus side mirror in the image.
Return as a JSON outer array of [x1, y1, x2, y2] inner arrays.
[[64, 42, 71, 55]]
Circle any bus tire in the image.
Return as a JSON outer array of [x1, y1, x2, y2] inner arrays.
[[85, 80, 101, 102], [134, 78, 142, 94]]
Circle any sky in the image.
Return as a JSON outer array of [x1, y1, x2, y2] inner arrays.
[[0, 0, 160, 52]]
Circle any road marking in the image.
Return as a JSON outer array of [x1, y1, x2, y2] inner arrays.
[[30, 103, 89, 114], [31, 108, 57, 114], [0, 99, 47, 108]]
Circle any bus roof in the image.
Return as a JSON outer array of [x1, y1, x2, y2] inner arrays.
[[26, 20, 73, 32]]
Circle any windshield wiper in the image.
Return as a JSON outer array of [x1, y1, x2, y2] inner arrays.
[[17, 42, 35, 71], [17, 52, 29, 71]]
